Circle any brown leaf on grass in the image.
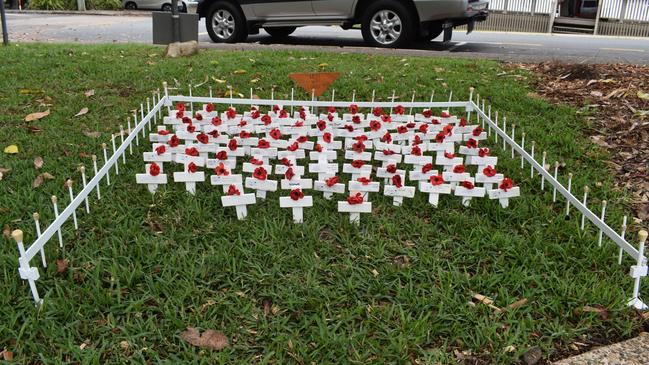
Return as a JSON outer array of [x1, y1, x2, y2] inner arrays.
[[34, 156, 44, 169], [84, 89, 95, 97], [56, 259, 69, 274], [83, 131, 101, 138], [148, 220, 164, 234], [25, 109, 50, 122], [32, 172, 55, 188], [180, 327, 228, 351], [75, 108, 89, 117], [580, 305, 609, 320], [3, 225, 11, 239], [26, 125, 43, 133], [507, 298, 528, 310], [1, 349, 13, 361]]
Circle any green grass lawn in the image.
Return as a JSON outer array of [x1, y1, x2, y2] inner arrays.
[[0, 43, 645, 364]]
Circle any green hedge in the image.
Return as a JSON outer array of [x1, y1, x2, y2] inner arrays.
[[29, 0, 122, 10]]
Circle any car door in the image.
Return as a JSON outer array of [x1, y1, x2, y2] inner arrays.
[[311, 0, 354, 18], [248, 0, 316, 19]]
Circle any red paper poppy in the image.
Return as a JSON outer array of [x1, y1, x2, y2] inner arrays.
[[298, 106, 305, 113], [216, 151, 228, 160], [197, 133, 209, 144], [186, 124, 196, 133], [158, 130, 170, 136], [290, 188, 304, 201], [323, 132, 332, 143], [285, 167, 295, 181], [352, 115, 361, 124], [431, 118, 440, 125], [392, 174, 403, 188], [461, 180, 475, 189], [357, 177, 371, 185], [211, 116, 222, 126], [299, 111, 307, 120], [182, 116, 192, 124], [287, 142, 299, 151], [176, 110, 184, 120], [370, 120, 381, 131], [351, 141, 365, 153], [373, 107, 383, 117], [386, 164, 397, 173], [356, 135, 368, 142], [421, 163, 433, 173], [381, 131, 393, 143], [208, 130, 219, 138], [466, 138, 478, 148], [459, 117, 467, 127], [443, 124, 453, 136], [194, 112, 203, 121], [472, 126, 483, 137], [394, 105, 405, 115], [251, 110, 261, 119], [422, 109, 432, 118], [413, 135, 422, 145], [279, 109, 288, 118], [149, 163, 160, 176], [314, 143, 322, 152], [227, 184, 240, 196], [351, 160, 365, 168], [176, 102, 185, 112], [349, 104, 359, 114], [188, 162, 198, 173], [253, 166, 267, 180], [267, 128, 280, 140], [250, 157, 263, 166], [238, 120, 247, 127], [440, 111, 451, 118], [483, 165, 497, 177], [317, 120, 327, 131], [419, 124, 429, 134], [168, 135, 180, 147], [500, 177, 514, 191], [435, 132, 445, 143], [430, 175, 444, 185], [297, 135, 308, 143], [239, 131, 251, 139], [381, 114, 392, 123], [280, 157, 292, 167], [325, 175, 339, 187], [326, 106, 336, 114], [293, 120, 304, 127], [453, 165, 465, 174], [205, 103, 214, 113], [406, 122, 415, 129], [273, 105, 280, 113], [397, 126, 408, 134], [185, 147, 199, 157], [411, 145, 422, 156], [347, 192, 364, 205], [228, 138, 238, 151], [215, 163, 229, 176], [344, 124, 354, 132], [327, 113, 335, 122], [383, 149, 395, 155], [261, 114, 272, 125], [155, 145, 166, 155], [478, 148, 490, 157], [444, 151, 455, 159], [226, 107, 236, 119]]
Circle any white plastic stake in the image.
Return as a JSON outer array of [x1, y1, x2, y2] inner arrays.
[[12, 230, 42, 305], [79, 166, 90, 214], [502, 117, 507, 150], [51, 196, 63, 248], [128, 117, 135, 152], [67, 180, 79, 230], [448, 90, 453, 102], [33, 213, 47, 268], [92, 155, 101, 200], [581, 186, 589, 230], [552, 161, 559, 202], [119, 125, 126, 164], [628, 230, 648, 310], [494, 112, 498, 143], [408, 91, 415, 115], [520, 132, 526, 169], [598, 201, 607, 247], [102, 143, 111, 185], [389, 90, 395, 114], [290, 88, 294, 114], [189, 84, 194, 114], [146, 98, 152, 131], [209, 86, 213, 98], [530, 141, 535, 178], [371, 89, 376, 103], [618, 216, 627, 265], [352, 89, 356, 103], [511, 124, 516, 158], [541, 152, 547, 190], [566, 173, 572, 216], [111, 135, 119, 175]]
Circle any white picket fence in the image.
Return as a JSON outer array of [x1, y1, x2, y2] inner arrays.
[[8, 85, 648, 310]]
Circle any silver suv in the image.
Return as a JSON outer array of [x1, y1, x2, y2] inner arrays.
[[196, 0, 488, 47]]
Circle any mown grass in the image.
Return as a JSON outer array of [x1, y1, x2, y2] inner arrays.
[[0, 43, 645, 364]]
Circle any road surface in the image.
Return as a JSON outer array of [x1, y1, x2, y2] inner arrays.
[[4, 12, 649, 64]]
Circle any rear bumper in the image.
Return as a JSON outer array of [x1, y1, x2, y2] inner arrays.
[[415, 0, 489, 22]]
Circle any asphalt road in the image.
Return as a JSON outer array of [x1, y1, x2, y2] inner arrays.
[[4, 12, 649, 64]]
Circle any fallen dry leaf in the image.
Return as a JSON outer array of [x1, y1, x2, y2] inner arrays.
[[507, 298, 528, 310], [56, 259, 69, 273], [84, 89, 95, 97], [75, 108, 89, 117], [3, 224, 11, 239], [4, 145, 18, 154], [180, 327, 228, 351], [26, 125, 43, 133], [34, 156, 44, 169], [32, 172, 55, 188], [581, 305, 609, 320], [233, 69, 247, 75], [371, 269, 379, 277], [83, 131, 102, 138], [0, 172, 3, 181], [638, 90, 649, 101], [25, 109, 50, 122], [1, 349, 13, 361]]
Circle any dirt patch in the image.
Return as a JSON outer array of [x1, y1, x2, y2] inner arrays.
[[513, 62, 649, 223]]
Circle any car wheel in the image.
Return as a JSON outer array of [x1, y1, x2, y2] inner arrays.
[[206, 1, 247, 43], [361, 0, 415, 48], [264, 27, 297, 38], [124, 1, 137, 10], [161, 3, 172, 11]]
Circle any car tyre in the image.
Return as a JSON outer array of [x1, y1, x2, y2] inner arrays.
[[161, 3, 173, 12], [361, 0, 415, 48], [264, 27, 297, 38], [124, 1, 137, 10], [206, 1, 248, 43]]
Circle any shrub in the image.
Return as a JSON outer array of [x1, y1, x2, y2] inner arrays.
[[29, 0, 67, 10]]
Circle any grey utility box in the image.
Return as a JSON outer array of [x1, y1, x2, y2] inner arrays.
[[152, 12, 199, 45]]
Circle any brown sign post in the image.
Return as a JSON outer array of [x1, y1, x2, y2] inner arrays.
[[289, 72, 341, 98]]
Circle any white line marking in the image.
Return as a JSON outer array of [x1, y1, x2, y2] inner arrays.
[[600, 47, 645, 53], [470, 41, 542, 47], [448, 41, 467, 51]]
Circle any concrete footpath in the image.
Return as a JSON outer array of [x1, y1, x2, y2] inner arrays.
[[554, 332, 649, 365]]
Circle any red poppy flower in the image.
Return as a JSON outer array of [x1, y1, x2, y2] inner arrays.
[[356, 135, 368, 142], [453, 165, 465, 174], [392, 174, 403, 188], [149, 163, 160, 176], [253, 166, 267, 180], [238, 120, 247, 127], [443, 124, 453, 136], [197, 133, 209, 144], [472, 126, 483, 137], [279, 109, 288, 118], [227, 184, 240, 196], [461, 180, 475, 189], [478, 148, 490, 157], [226, 107, 236, 119], [357, 177, 371, 185], [431, 118, 441, 125], [187, 124, 196, 133], [397, 125, 408, 134], [155, 145, 166, 155], [251, 110, 261, 119], [208, 130, 220, 138], [185, 147, 199, 157], [176, 110, 184, 120], [290, 188, 304, 201], [349, 104, 359, 114], [444, 151, 455, 159], [168, 135, 180, 147], [327, 113, 335, 122], [317, 120, 327, 131], [211, 116, 222, 126], [299, 110, 307, 120], [352, 115, 361, 124], [159, 130, 170, 136], [459, 117, 467, 127], [287, 142, 299, 151], [435, 132, 446, 143], [344, 124, 354, 132], [314, 143, 322, 152], [325, 175, 339, 187], [430, 175, 444, 185], [205, 103, 214, 113], [483, 165, 497, 177], [285, 167, 295, 181], [328, 106, 336, 114], [466, 138, 478, 149], [347, 192, 364, 205], [188, 162, 198, 173], [273, 105, 280, 113], [351, 141, 365, 153], [411, 145, 422, 156], [293, 120, 304, 127], [267, 128, 280, 140], [298, 106, 305, 113], [297, 135, 308, 143], [419, 124, 429, 134], [239, 131, 251, 139], [421, 163, 433, 173], [413, 135, 422, 145], [279, 157, 291, 167], [440, 111, 451, 118], [381, 114, 392, 123], [323, 132, 332, 143], [261, 114, 272, 125], [194, 112, 203, 121], [215, 163, 229, 176], [182, 116, 192, 124], [370, 120, 381, 131], [383, 149, 395, 156], [394, 105, 405, 115], [176, 102, 185, 112], [228, 138, 238, 151], [422, 109, 432, 118], [373, 107, 383, 117], [216, 151, 228, 160], [406, 122, 415, 129], [386, 164, 397, 173], [500, 177, 514, 191], [381, 131, 393, 143], [250, 157, 263, 166], [351, 160, 365, 168]]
